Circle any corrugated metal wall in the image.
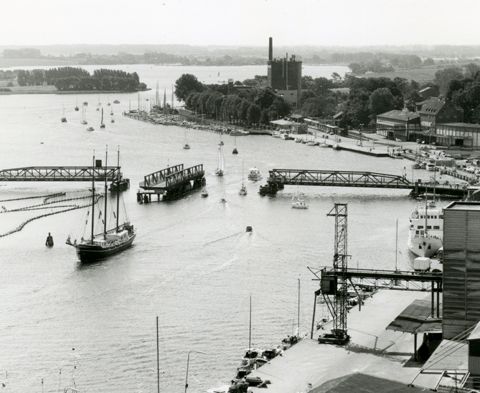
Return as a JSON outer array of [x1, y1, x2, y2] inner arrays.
[[443, 207, 480, 339]]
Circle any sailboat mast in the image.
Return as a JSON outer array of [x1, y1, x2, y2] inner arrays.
[[297, 278, 300, 336], [425, 186, 428, 236], [116, 147, 120, 232], [104, 147, 108, 239], [156, 316, 160, 393], [101, 108, 104, 125], [248, 295, 252, 349], [91, 153, 95, 243]]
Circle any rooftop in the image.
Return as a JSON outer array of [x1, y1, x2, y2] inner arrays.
[[310, 372, 430, 393], [377, 109, 420, 122], [386, 298, 442, 335], [445, 201, 480, 211], [418, 97, 444, 115]]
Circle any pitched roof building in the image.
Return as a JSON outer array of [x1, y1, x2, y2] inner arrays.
[[418, 97, 463, 130], [376, 108, 421, 141]]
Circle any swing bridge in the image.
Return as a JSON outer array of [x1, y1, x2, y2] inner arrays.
[[0, 166, 121, 182]]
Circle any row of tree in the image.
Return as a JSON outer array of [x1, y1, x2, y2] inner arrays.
[[175, 74, 291, 126], [16, 67, 146, 91]]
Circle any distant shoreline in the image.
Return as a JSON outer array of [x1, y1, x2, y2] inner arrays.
[[0, 88, 150, 95]]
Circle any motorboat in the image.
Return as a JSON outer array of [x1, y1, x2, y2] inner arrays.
[[292, 192, 308, 209], [239, 184, 247, 196], [247, 167, 262, 182], [201, 189, 209, 198], [86, 126, 94, 131], [183, 143, 190, 150], [407, 200, 443, 258]]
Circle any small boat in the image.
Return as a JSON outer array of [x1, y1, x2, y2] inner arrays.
[[219, 141, 224, 146], [109, 178, 130, 192], [292, 192, 308, 209], [232, 147, 238, 155], [83, 101, 88, 106], [61, 105, 67, 123], [183, 130, 190, 150], [220, 197, 227, 203], [86, 126, 94, 132], [295, 138, 302, 143], [113, 100, 120, 104], [74, 106, 79, 111], [111, 118, 115, 123], [100, 108, 106, 129], [216, 145, 225, 176], [239, 184, 247, 196], [247, 167, 262, 182], [319, 141, 329, 148], [201, 189, 209, 198]]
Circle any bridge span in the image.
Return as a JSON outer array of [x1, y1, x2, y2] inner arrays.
[[259, 169, 468, 198], [0, 166, 120, 182]]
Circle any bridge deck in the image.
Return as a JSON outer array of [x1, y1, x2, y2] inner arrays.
[[0, 166, 120, 182], [265, 169, 467, 197]]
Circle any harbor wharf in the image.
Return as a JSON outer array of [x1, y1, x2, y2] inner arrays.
[[137, 163, 205, 202], [0, 166, 120, 182], [259, 169, 469, 198]]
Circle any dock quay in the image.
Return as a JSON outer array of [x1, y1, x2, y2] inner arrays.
[[258, 169, 469, 198], [137, 163, 205, 202]]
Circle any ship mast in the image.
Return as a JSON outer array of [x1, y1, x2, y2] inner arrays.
[[91, 153, 95, 244], [104, 146, 108, 239], [116, 146, 120, 232]]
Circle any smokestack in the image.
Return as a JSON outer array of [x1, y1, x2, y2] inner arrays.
[[268, 37, 273, 61]]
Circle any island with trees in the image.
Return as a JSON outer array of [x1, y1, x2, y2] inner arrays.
[[0, 67, 147, 94]]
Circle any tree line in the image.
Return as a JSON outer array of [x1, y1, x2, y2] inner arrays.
[[175, 74, 291, 127], [15, 67, 146, 91]]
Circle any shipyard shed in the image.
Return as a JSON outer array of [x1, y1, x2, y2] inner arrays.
[[443, 202, 480, 340]]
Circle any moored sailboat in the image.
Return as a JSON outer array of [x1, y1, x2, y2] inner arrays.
[[215, 144, 225, 176], [67, 148, 135, 262]]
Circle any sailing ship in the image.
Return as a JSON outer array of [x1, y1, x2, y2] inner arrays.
[[74, 97, 79, 111], [100, 108, 106, 129], [67, 149, 135, 262], [215, 145, 225, 176], [232, 135, 238, 154]]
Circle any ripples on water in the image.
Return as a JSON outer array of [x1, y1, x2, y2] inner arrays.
[[0, 64, 439, 393]]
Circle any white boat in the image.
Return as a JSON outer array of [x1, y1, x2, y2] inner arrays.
[[183, 130, 190, 150], [247, 167, 262, 182], [291, 192, 308, 209], [239, 161, 247, 195], [407, 200, 443, 258], [216, 145, 225, 176], [272, 131, 281, 138]]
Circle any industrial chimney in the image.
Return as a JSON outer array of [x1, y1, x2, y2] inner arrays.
[[268, 37, 273, 62]]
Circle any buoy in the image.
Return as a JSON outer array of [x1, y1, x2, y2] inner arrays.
[[246, 226, 253, 232], [45, 232, 54, 247]]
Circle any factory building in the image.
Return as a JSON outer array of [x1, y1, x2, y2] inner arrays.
[[267, 37, 302, 106]]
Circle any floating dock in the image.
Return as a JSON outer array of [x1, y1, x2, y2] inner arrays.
[[137, 164, 205, 202]]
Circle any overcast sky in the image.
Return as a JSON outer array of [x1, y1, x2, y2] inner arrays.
[[2, 0, 480, 46]]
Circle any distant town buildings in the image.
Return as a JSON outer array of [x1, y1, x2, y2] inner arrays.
[[267, 37, 302, 106]]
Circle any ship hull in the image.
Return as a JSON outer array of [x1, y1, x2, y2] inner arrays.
[[407, 235, 442, 258], [76, 234, 136, 263]]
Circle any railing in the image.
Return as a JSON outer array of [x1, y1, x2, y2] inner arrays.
[[165, 165, 204, 188], [143, 164, 183, 187], [0, 166, 120, 182]]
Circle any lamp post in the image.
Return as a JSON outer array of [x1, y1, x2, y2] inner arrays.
[[185, 350, 207, 393]]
